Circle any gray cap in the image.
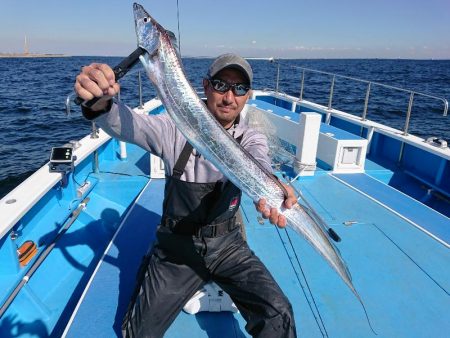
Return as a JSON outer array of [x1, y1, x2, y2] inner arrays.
[[207, 53, 253, 85]]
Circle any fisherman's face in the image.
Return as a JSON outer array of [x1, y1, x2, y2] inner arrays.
[[203, 68, 251, 129]]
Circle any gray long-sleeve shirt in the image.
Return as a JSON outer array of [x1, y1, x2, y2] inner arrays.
[[95, 101, 273, 183]]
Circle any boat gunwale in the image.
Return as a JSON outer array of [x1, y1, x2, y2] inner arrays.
[[0, 98, 163, 239], [0, 131, 112, 239]]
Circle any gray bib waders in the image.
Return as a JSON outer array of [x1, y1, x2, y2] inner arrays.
[[122, 140, 296, 338]]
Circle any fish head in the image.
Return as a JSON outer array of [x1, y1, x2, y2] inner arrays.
[[133, 3, 163, 56]]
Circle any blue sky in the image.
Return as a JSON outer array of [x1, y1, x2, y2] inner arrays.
[[1, 0, 449, 59]]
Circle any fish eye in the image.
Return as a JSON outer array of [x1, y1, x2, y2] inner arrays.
[[143, 17, 149, 23]]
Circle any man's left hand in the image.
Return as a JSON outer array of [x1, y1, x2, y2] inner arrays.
[[255, 183, 297, 228]]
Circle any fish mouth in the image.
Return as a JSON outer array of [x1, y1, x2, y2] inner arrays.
[[133, 3, 150, 22], [133, 2, 153, 31], [133, 3, 160, 55]]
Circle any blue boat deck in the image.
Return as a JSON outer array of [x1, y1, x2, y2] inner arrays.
[[4, 99, 448, 338], [65, 165, 450, 337], [0, 142, 150, 337]]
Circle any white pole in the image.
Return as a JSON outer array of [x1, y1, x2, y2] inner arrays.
[[120, 141, 127, 160]]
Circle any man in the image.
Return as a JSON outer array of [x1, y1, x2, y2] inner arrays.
[[75, 53, 297, 337]]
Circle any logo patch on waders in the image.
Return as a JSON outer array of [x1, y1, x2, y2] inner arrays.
[[229, 196, 239, 212]]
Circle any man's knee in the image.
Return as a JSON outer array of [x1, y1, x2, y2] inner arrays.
[[275, 299, 296, 336], [247, 298, 296, 338]]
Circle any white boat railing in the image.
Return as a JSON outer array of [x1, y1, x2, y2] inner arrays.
[[272, 62, 448, 137]]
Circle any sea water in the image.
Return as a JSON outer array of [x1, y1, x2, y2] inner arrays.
[[0, 57, 449, 198]]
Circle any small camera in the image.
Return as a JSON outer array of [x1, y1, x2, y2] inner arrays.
[[49, 147, 75, 173]]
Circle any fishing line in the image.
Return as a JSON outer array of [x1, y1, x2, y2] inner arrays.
[[239, 205, 251, 223], [282, 173, 378, 335], [277, 172, 329, 335], [73, 166, 149, 188], [275, 227, 328, 338], [83, 170, 150, 181], [96, 171, 150, 178], [274, 227, 327, 337], [283, 227, 330, 337], [373, 223, 449, 296], [176, 0, 182, 56]]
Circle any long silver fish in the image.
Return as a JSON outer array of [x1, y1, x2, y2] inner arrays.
[[132, 2, 360, 304]]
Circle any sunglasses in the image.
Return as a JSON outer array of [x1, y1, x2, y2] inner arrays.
[[208, 78, 250, 96]]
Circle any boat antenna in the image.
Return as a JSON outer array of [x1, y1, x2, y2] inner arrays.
[[176, 0, 182, 56], [24, 35, 29, 55]]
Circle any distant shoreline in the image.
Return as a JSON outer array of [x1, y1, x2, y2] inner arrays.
[[0, 53, 69, 58], [0, 54, 448, 61]]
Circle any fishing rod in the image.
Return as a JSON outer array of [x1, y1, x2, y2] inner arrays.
[[73, 47, 146, 108], [0, 197, 90, 318]]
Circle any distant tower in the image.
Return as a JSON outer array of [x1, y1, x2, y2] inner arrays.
[[24, 35, 29, 55]]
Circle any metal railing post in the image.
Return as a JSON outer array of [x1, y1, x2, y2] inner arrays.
[[328, 75, 335, 111], [93, 150, 99, 174], [299, 69, 305, 102], [362, 82, 371, 121], [275, 63, 280, 94], [398, 91, 415, 164], [138, 71, 143, 109], [65, 95, 72, 117], [403, 92, 415, 136], [90, 121, 99, 139]]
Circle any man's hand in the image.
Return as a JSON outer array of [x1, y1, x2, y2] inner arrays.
[[74, 63, 120, 111], [255, 183, 297, 228]]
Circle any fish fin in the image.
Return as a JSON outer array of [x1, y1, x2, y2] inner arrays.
[[297, 195, 347, 266], [296, 191, 331, 236], [166, 30, 181, 57], [139, 33, 160, 57], [166, 30, 178, 49], [279, 175, 338, 243]]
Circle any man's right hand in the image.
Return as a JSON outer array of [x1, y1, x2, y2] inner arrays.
[[74, 63, 120, 111]]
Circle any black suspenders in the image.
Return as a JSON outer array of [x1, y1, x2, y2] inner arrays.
[[172, 142, 193, 179]]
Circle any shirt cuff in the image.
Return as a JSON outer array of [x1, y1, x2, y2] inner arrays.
[[81, 99, 113, 120]]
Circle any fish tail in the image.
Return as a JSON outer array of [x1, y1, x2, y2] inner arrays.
[[353, 288, 378, 335]]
